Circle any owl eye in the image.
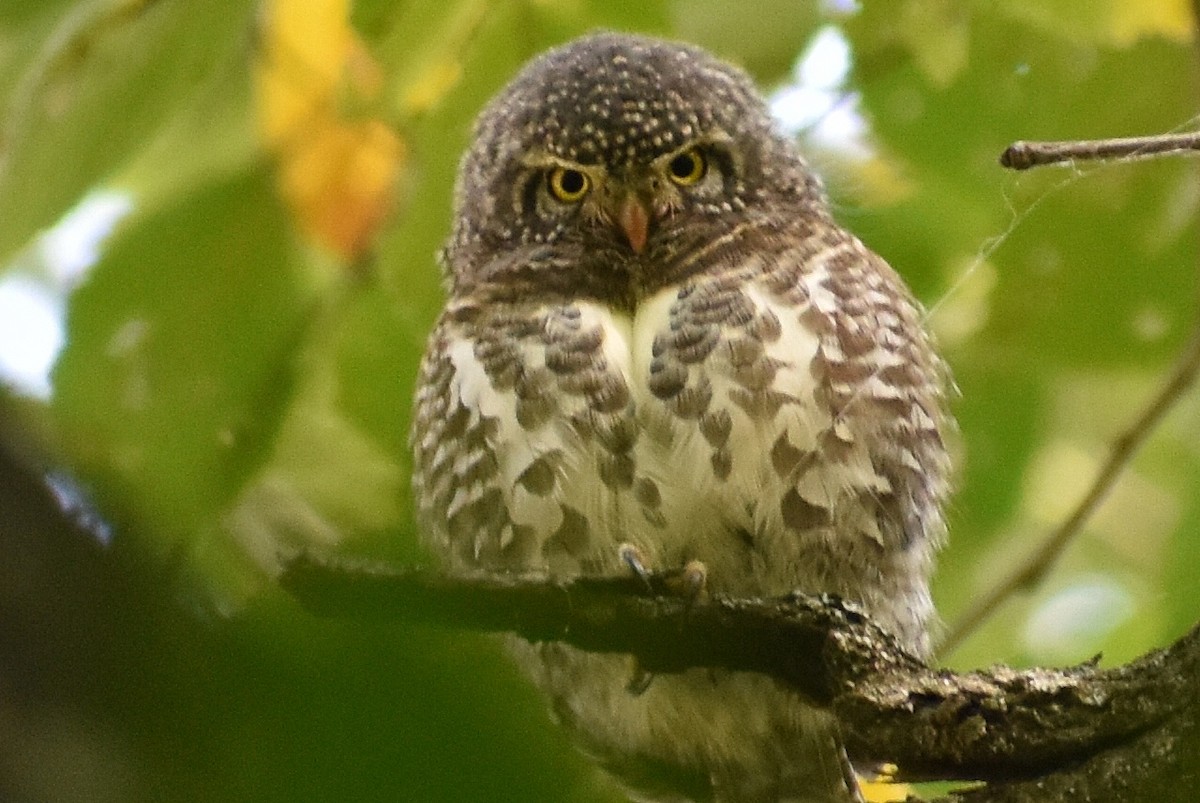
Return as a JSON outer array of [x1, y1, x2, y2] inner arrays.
[[547, 167, 590, 203], [667, 148, 707, 186]]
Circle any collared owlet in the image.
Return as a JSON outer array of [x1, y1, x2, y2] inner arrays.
[[411, 32, 953, 803]]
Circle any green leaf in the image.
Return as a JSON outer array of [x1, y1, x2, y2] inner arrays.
[[0, 0, 260, 263], [3, 2, 1199, 799]]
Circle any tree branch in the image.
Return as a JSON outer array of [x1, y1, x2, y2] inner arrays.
[[999, 133, 1200, 170], [281, 556, 920, 702], [281, 557, 1200, 801]]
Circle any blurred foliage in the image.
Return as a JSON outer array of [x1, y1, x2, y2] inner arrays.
[[1, 0, 1198, 800]]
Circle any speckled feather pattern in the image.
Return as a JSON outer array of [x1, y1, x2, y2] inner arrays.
[[411, 32, 952, 802]]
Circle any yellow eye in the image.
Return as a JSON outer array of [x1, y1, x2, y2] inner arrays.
[[667, 148, 707, 186], [547, 167, 590, 203]]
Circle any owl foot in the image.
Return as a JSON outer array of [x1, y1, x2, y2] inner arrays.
[[617, 545, 708, 602], [665, 559, 708, 602], [617, 542, 654, 590], [614, 554, 707, 697]]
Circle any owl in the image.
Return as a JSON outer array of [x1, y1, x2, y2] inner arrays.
[[411, 32, 952, 802]]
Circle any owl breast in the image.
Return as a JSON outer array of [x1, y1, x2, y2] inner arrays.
[[414, 238, 943, 646]]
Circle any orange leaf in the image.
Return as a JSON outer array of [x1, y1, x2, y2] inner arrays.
[[254, 0, 403, 260]]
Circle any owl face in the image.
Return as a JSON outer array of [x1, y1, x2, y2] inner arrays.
[[445, 33, 825, 305], [512, 134, 734, 256]]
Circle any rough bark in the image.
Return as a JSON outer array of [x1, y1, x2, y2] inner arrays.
[[282, 556, 1200, 802]]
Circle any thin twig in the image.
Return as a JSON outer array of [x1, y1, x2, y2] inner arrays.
[[942, 328, 1200, 654], [1000, 132, 1200, 170]]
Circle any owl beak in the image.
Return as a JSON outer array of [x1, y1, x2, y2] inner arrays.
[[616, 196, 650, 254]]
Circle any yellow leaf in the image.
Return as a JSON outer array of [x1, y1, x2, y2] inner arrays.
[[1002, 0, 1194, 48], [856, 763, 911, 802], [859, 777, 912, 803], [254, 0, 404, 260], [1108, 0, 1192, 46]]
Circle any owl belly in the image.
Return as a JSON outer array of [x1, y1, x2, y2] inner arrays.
[[433, 284, 914, 800], [438, 275, 925, 635], [549, 284, 853, 598], [506, 291, 859, 801], [509, 638, 853, 802], [555, 289, 754, 581]]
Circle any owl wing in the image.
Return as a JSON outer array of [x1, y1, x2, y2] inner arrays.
[[410, 298, 650, 575], [642, 229, 951, 648]]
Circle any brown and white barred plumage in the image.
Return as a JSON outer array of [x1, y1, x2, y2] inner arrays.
[[411, 33, 952, 802]]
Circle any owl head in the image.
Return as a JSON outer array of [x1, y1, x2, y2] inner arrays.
[[444, 33, 827, 304]]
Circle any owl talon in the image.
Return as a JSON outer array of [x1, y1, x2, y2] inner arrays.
[[665, 559, 709, 602], [617, 542, 653, 590]]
